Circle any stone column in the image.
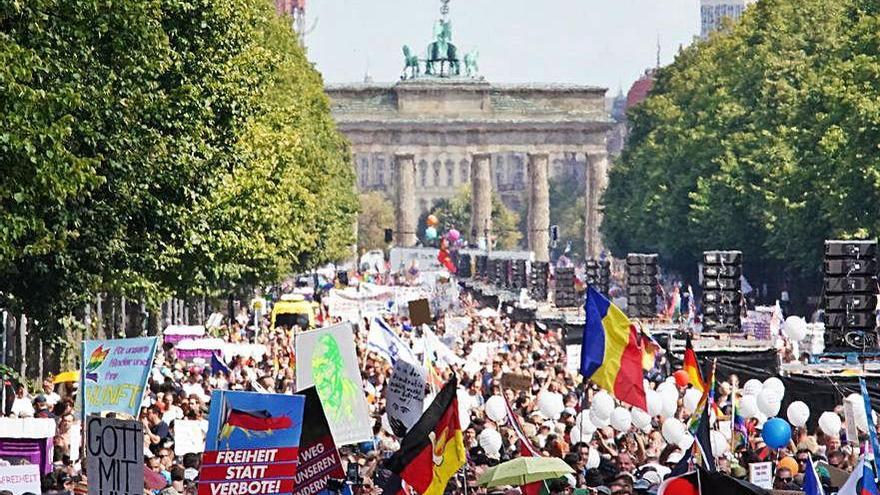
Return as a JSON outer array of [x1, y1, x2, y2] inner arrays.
[[585, 150, 609, 259], [469, 153, 492, 248], [394, 153, 417, 246], [528, 153, 550, 262]]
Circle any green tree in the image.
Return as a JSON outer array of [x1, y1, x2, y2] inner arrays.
[[549, 175, 585, 257], [357, 192, 395, 252], [603, 0, 880, 295], [427, 187, 522, 250], [0, 0, 356, 336]]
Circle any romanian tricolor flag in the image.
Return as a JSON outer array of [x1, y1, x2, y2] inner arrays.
[[684, 334, 705, 393], [580, 287, 647, 410], [385, 377, 466, 495]]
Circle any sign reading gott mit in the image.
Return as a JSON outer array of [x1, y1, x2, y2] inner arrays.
[[87, 416, 144, 495]]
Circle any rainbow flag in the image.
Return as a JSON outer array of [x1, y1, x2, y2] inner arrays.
[[581, 287, 647, 410]]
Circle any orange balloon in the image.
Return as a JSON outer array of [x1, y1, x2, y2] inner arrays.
[[673, 369, 690, 388], [777, 456, 799, 476], [426, 214, 439, 226]]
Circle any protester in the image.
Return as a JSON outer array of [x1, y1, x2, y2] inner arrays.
[[9, 262, 876, 495]]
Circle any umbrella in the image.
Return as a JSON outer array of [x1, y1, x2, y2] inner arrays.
[[53, 371, 79, 384], [477, 457, 574, 488]]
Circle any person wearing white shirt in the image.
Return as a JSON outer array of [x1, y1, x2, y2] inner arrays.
[[41, 378, 61, 409], [10, 384, 34, 418]]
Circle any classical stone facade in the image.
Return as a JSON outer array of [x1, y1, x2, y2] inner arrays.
[[326, 78, 613, 259]]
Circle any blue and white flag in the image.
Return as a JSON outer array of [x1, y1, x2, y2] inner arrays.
[[804, 456, 825, 495], [368, 317, 418, 365]]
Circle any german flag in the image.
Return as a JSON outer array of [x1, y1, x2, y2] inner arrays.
[[225, 409, 292, 431], [384, 376, 466, 495], [684, 334, 705, 393]]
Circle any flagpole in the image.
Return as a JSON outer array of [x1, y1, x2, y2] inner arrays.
[[730, 383, 737, 455]]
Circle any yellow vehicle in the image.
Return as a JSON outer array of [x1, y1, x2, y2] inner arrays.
[[270, 294, 315, 330]]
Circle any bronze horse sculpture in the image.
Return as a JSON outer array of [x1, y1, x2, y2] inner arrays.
[[425, 19, 460, 77]]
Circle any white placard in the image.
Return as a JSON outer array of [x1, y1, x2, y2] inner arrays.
[[749, 461, 773, 489], [0, 465, 41, 495], [295, 323, 373, 445], [173, 419, 206, 457], [386, 360, 427, 436]]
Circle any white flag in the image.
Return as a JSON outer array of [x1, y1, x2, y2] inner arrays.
[[368, 317, 418, 365]]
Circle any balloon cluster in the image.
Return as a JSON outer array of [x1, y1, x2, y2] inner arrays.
[[424, 214, 462, 246]]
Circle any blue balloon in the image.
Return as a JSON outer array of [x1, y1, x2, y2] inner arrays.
[[425, 226, 438, 240], [761, 417, 792, 449]]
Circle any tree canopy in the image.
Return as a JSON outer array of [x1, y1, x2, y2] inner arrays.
[[602, 0, 880, 289], [0, 0, 356, 328]]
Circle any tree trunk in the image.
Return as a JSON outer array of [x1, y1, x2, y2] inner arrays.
[[18, 314, 26, 378], [96, 293, 105, 340]]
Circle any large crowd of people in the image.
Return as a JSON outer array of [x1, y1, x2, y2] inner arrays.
[[6, 268, 869, 495]]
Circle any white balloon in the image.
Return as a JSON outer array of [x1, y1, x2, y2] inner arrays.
[[592, 391, 614, 420], [783, 316, 808, 342], [570, 424, 593, 444], [485, 395, 508, 423], [763, 377, 786, 397], [576, 410, 598, 435], [646, 389, 663, 417], [743, 379, 763, 397], [739, 395, 759, 419], [537, 392, 565, 420], [661, 392, 679, 418], [589, 408, 611, 428], [786, 401, 810, 428], [479, 428, 503, 456], [818, 411, 842, 437], [757, 389, 782, 417], [710, 430, 729, 457], [586, 447, 601, 469], [632, 408, 652, 431], [657, 381, 678, 400], [661, 418, 686, 444], [611, 407, 633, 432], [684, 388, 703, 413], [678, 433, 695, 450]]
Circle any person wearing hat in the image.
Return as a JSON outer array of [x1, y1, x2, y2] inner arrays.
[[33, 395, 54, 419]]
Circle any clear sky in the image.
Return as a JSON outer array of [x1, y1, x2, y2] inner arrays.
[[306, 0, 700, 93]]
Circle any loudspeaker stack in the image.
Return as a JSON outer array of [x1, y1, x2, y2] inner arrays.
[[530, 262, 549, 301], [511, 260, 529, 290], [554, 266, 578, 308], [701, 250, 743, 333], [585, 259, 611, 296], [626, 253, 659, 318], [475, 255, 488, 281], [457, 253, 472, 278], [823, 240, 879, 350]]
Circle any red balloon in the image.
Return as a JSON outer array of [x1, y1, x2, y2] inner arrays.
[[664, 477, 699, 495], [673, 369, 690, 388]]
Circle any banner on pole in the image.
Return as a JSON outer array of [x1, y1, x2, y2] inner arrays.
[[200, 390, 305, 495], [86, 416, 144, 495], [295, 323, 373, 445], [292, 387, 350, 495], [386, 361, 427, 436], [81, 337, 158, 417]]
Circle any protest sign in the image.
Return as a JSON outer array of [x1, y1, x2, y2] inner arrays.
[[501, 372, 532, 392], [386, 361, 427, 436], [174, 419, 206, 457], [200, 390, 305, 495], [86, 416, 144, 495], [81, 337, 158, 417], [408, 298, 432, 326], [296, 323, 373, 445], [0, 464, 41, 495], [292, 387, 350, 495], [748, 461, 772, 489]]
